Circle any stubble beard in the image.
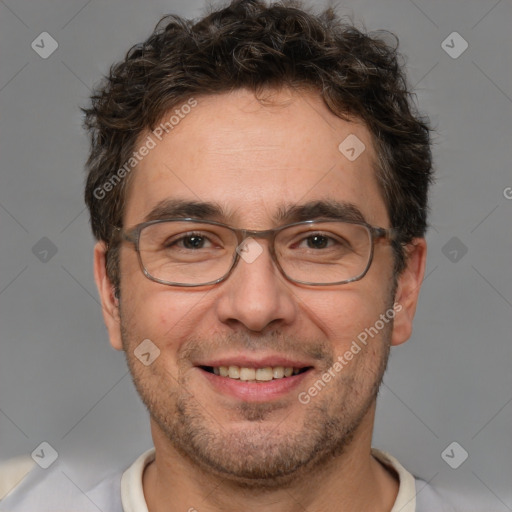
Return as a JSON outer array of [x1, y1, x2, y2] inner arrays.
[[120, 308, 392, 489]]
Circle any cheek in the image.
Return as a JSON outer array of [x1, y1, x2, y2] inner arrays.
[[119, 247, 208, 341], [304, 287, 390, 346], [155, 289, 214, 327], [132, 289, 214, 353]]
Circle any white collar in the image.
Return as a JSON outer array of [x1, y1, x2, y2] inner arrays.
[[121, 448, 154, 512], [372, 449, 416, 512], [121, 448, 416, 512]]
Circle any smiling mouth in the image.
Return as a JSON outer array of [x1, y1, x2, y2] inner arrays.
[[200, 365, 311, 382]]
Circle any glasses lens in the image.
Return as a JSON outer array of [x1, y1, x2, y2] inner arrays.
[[139, 221, 237, 285], [276, 222, 372, 284]]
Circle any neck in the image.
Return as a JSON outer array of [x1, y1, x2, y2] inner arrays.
[[143, 403, 399, 512]]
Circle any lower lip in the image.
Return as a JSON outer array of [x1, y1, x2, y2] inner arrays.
[[199, 368, 312, 402]]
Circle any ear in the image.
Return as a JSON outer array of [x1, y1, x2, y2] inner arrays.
[[93, 241, 123, 351], [391, 238, 427, 346]]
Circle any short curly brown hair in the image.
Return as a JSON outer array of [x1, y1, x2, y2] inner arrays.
[[83, 0, 433, 292]]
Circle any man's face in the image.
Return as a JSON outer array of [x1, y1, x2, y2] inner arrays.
[[97, 88, 421, 485]]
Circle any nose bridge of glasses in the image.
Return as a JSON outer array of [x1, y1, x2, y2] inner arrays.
[[232, 226, 276, 252], [241, 227, 277, 242]]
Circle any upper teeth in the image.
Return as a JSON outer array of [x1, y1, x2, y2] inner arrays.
[[212, 366, 300, 381]]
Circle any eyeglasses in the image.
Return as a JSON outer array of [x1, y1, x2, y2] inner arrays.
[[117, 218, 398, 287]]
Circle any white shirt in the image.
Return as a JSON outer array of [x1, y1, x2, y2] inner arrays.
[[0, 448, 455, 511]]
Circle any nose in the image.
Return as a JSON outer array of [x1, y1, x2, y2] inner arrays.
[[214, 238, 298, 332]]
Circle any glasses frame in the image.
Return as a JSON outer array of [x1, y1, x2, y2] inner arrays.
[[116, 217, 399, 287]]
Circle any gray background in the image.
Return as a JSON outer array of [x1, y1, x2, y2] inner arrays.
[[1, 0, 511, 510]]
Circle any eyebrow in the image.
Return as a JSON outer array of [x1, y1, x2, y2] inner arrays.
[[275, 200, 366, 224], [143, 198, 367, 225]]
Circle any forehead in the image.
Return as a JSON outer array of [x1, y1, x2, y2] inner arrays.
[[123, 88, 388, 228]]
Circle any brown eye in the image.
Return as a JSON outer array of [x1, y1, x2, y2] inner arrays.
[[305, 234, 330, 249], [180, 235, 207, 249]]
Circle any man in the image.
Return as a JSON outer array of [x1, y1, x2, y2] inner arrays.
[[0, 0, 456, 510]]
